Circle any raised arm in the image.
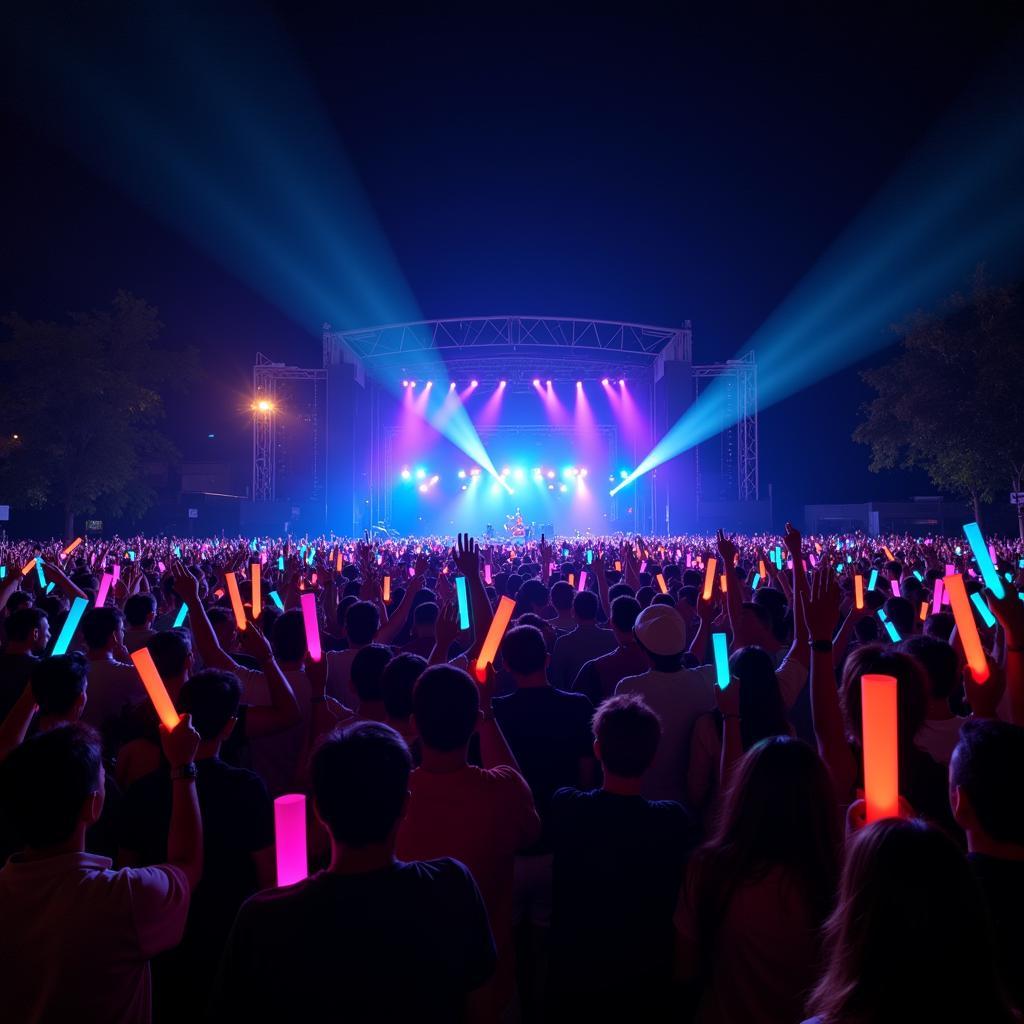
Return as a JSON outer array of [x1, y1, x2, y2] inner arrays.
[[474, 662, 521, 771], [236, 622, 301, 737], [453, 534, 492, 663], [159, 714, 203, 890]]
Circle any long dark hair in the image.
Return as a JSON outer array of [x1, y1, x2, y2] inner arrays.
[[807, 819, 1013, 1024], [725, 646, 790, 751], [690, 737, 840, 942]]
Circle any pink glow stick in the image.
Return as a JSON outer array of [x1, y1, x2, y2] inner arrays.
[[578, 570, 588, 591], [639, 560, 648, 574], [932, 578, 944, 615], [300, 592, 321, 661], [484, 564, 492, 585], [112, 564, 120, 582], [274, 794, 308, 886], [945, 564, 955, 577], [891, 578, 900, 597], [95, 572, 114, 607]]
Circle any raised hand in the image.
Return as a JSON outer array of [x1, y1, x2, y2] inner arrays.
[[158, 713, 201, 769], [801, 565, 840, 643], [452, 533, 480, 577], [238, 618, 274, 664], [171, 560, 201, 605], [716, 529, 738, 567], [782, 521, 802, 559], [434, 601, 461, 655]]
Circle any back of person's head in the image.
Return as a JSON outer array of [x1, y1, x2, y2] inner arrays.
[[124, 593, 157, 628], [593, 694, 660, 777], [572, 589, 599, 621], [381, 653, 427, 721], [0, 723, 102, 848], [336, 594, 358, 633], [729, 646, 790, 750], [351, 644, 393, 703], [516, 579, 548, 612], [346, 601, 380, 646], [900, 634, 959, 701], [608, 581, 635, 602], [177, 669, 241, 741], [808, 819, 1013, 1024], [412, 664, 479, 751], [32, 653, 88, 717], [81, 607, 124, 651], [206, 606, 235, 633], [609, 595, 642, 636], [5, 606, 48, 643], [550, 580, 574, 612], [500, 625, 548, 677], [951, 719, 1024, 846], [412, 602, 438, 630], [311, 721, 411, 847], [271, 609, 307, 663], [923, 611, 955, 641], [5, 591, 36, 616], [883, 596, 915, 638], [752, 587, 788, 641], [147, 629, 192, 679]]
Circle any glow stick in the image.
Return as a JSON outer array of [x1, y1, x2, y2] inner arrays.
[[300, 592, 321, 661], [751, 572, 761, 590], [913, 571, 923, 581], [335, 550, 343, 572], [251, 562, 261, 620], [586, 549, 593, 564], [774, 545, 782, 567], [225, 572, 247, 631], [932, 578, 944, 615], [157, 561, 166, 572], [882, 619, 901, 642], [17, 558, 33, 576], [475, 596, 516, 682], [36, 558, 46, 588], [45, 582, 55, 595], [719, 574, 728, 594], [112, 564, 120, 582], [919, 601, 928, 622], [274, 794, 308, 886], [639, 560, 647, 574], [61, 537, 83, 557], [963, 522, 1005, 598], [130, 647, 180, 730], [861, 673, 899, 822], [173, 545, 181, 557], [568, 573, 575, 588], [971, 591, 996, 628], [127, 550, 135, 562], [269, 590, 284, 610], [278, 556, 285, 571], [712, 632, 729, 689], [868, 569, 879, 591], [578, 570, 588, 592], [173, 603, 189, 628], [702, 557, 717, 600], [883, 545, 895, 562], [52, 596, 88, 655], [484, 564, 492, 585], [854, 575, 865, 610], [614, 560, 622, 572], [891, 578, 901, 598], [946, 563, 955, 577], [95, 572, 113, 607], [758, 559, 766, 578], [382, 575, 391, 603], [944, 574, 989, 683], [455, 576, 470, 630], [655, 573, 667, 594], [0, 566, 5, 579]]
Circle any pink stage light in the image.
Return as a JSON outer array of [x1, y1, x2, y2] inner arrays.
[[546, 379, 552, 388], [576, 380, 582, 387], [499, 379, 507, 387], [533, 378, 540, 387], [618, 378, 625, 386], [470, 379, 478, 388], [601, 377, 609, 386]]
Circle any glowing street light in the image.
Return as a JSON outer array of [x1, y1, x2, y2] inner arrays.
[[252, 398, 275, 413]]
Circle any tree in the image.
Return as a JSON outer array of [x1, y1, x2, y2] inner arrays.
[[854, 273, 1024, 536], [0, 292, 198, 539]]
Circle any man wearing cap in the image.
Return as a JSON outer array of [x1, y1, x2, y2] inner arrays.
[[614, 603, 715, 806]]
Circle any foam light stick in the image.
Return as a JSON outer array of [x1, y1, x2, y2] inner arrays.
[[719, 574, 728, 594], [614, 560, 622, 572], [20, 557, 36, 577], [0, 566, 5, 579], [475, 595, 516, 682], [946, 563, 955, 577], [300, 592, 321, 661], [455, 576, 471, 630], [568, 573, 575, 588], [891, 578, 901, 597], [251, 562, 261, 620], [854, 575, 865, 610], [751, 572, 761, 590], [920, 600, 929, 622], [944, 574, 989, 683], [963, 522, 1005, 598], [932, 578, 944, 615], [639, 560, 647, 574], [95, 572, 113, 607], [883, 545, 895, 562], [269, 590, 284, 610], [274, 794, 308, 886], [882, 618, 901, 642], [278, 556, 285, 571], [112, 564, 120, 582], [61, 537, 83, 557], [712, 632, 730, 689], [382, 576, 391, 603], [702, 557, 718, 600], [173, 603, 189, 628], [225, 572, 247, 631], [758, 559, 766, 579], [484, 564, 492, 585], [52, 596, 88, 656], [586, 549, 593, 564], [578, 570, 588, 592], [971, 591, 997, 628], [335, 550, 343, 572], [861, 674, 900, 822], [655, 573, 667, 594], [868, 569, 879, 591], [36, 558, 46, 588], [130, 647, 180, 730]]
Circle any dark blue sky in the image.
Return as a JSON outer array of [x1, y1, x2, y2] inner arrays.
[[2, 8, 1022, 516]]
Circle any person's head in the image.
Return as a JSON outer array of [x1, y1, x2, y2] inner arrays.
[[123, 593, 157, 629], [500, 625, 548, 680], [950, 719, 1024, 849], [593, 694, 661, 778], [311, 721, 411, 849], [572, 589, 599, 623], [808, 819, 1013, 1024], [0, 723, 104, 850], [5, 590, 35, 615], [4, 606, 50, 654], [752, 586, 788, 642], [412, 664, 479, 752], [381, 653, 427, 723], [728, 646, 790, 751], [345, 601, 380, 647], [411, 602, 438, 636], [271, 609, 307, 664], [516, 579, 548, 614], [633, 604, 687, 671], [335, 594, 358, 635], [206, 606, 238, 649], [146, 629, 193, 682], [32, 652, 89, 720], [550, 580, 574, 613], [883, 596, 915, 639], [609, 595, 642, 640], [923, 611, 955, 642], [177, 669, 241, 745], [900, 634, 959, 702], [351, 644, 393, 705], [81, 607, 124, 654]]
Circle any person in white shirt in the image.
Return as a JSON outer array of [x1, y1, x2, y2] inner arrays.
[[903, 634, 966, 765], [80, 607, 145, 736]]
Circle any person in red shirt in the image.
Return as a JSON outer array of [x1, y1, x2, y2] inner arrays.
[[397, 664, 541, 1017]]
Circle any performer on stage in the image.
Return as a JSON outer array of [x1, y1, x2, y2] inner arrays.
[[504, 507, 525, 538]]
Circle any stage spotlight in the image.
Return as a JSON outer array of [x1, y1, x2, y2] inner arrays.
[[460, 484, 467, 491], [608, 474, 616, 483], [501, 466, 510, 477], [469, 467, 481, 477], [425, 380, 433, 388], [514, 468, 525, 482], [618, 379, 625, 386], [252, 398, 275, 413], [579, 468, 588, 478], [402, 380, 409, 388], [576, 380, 582, 388], [563, 466, 577, 478], [546, 470, 555, 479], [601, 377, 609, 386], [457, 469, 466, 479], [430, 474, 440, 483], [470, 379, 479, 388], [619, 469, 629, 479], [546, 379, 552, 388], [415, 467, 426, 480], [418, 484, 428, 493], [499, 379, 507, 387], [548, 484, 555, 491], [409, 381, 417, 388], [559, 483, 568, 493], [449, 381, 456, 390], [533, 378, 540, 386], [400, 468, 412, 481]]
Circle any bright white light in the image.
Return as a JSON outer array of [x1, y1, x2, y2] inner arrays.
[[400, 468, 411, 481], [457, 470, 466, 479]]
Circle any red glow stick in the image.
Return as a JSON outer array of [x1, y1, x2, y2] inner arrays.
[[702, 557, 718, 600], [251, 562, 261, 620], [225, 572, 247, 631], [274, 793, 308, 886], [656, 573, 668, 594], [300, 592, 321, 662], [944, 574, 989, 683], [861, 673, 900, 823], [854, 574, 865, 610], [382, 575, 391, 603], [932, 578, 944, 615], [130, 647, 180, 730], [475, 596, 516, 682], [95, 572, 114, 607], [61, 537, 83, 557]]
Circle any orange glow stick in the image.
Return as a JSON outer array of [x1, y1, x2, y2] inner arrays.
[[225, 572, 247, 631], [854, 574, 865, 610], [944, 573, 989, 683], [61, 537, 83, 557], [758, 559, 766, 579], [656, 573, 668, 594], [475, 596, 516, 682], [382, 575, 391, 603], [568, 573, 575, 587], [251, 562, 261, 620], [883, 545, 895, 562], [614, 560, 622, 572], [130, 648, 180, 730], [335, 550, 343, 572], [861, 673, 899, 822], [20, 558, 36, 576], [702, 557, 718, 600], [919, 600, 929, 622], [719, 574, 728, 594]]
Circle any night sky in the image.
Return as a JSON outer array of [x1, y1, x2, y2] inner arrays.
[[2, 7, 1022, 520]]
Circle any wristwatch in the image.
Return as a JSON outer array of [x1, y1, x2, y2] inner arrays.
[[170, 762, 198, 781]]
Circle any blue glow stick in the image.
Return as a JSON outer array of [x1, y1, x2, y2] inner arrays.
[[971, 591, 996, 628], [1005, 572, 1013, 583], [0, 566, 5, 579], [173, 603, 189, 628], [455, 576, 470, 630], [45, 582, 55, 594], [883, 619, 901, 642], [1018, 558, 1024, 568], [868, 569, 879, 591], [751, 572, 761, 590], [913, 571, 923, 581], [278, 556, 285, 571], [586, 549, 593, 564], [127, 550, 135, 562], [878, 608, 888, 621], [36, 558, 46, 588], [269, 590, 284, 610], [774, 546, 782, 567], [173, 546, 181, 557], [836, 563, 844, 573], [963, 523, 1004, 598], [712, 632, 730, 689], [53, 596, 88, 655]]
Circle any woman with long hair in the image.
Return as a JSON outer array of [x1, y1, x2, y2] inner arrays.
[[804, 818, 1013, 1024], [675, 736, 841, 1023]]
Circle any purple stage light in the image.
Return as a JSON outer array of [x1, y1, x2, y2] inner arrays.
[[402, 379, 408, 387], [499, 379, 507, 387], [533, 378, 540, 386], [546, 379, 552, 387], [576, 380, 582, 388], [601, 377, 609, 386], [618, 378, 625, 386], [470, 379, 478, 388]]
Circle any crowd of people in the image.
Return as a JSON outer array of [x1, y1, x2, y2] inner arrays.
[[0, 525, 1022, 1022]]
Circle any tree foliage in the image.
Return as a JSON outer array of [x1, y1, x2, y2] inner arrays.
[[0, 292, 198, 536], [854, 273, 1024, 529]]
